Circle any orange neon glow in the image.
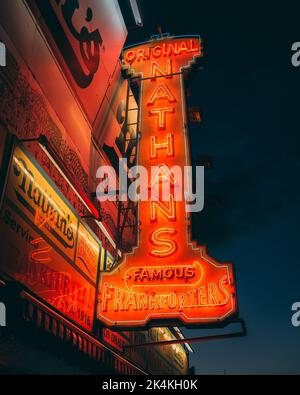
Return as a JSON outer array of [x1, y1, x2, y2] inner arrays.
[[30, 238, 52, 264], [150, 227, 177, 257], [124, 261, 203, 290], [150, 195, 176, 222], [149, 164, 176, 186], [151, 60, 172, 78], [97, 36, 237, 329], [124, 39, 200, 65], [149, 107, 175, 129], [147, 83, 176, 106], [150, 133, 174, 158]]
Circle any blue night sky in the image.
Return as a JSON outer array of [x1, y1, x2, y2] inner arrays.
[[125, 0, 300, 373]]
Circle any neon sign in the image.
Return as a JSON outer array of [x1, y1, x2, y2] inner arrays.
[[0, 143, 99, 332], [97, 36, 237, 328]]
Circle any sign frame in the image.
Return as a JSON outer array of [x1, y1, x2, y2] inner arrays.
[[0, 135, 102, 333], [96, 35, 239, 330]]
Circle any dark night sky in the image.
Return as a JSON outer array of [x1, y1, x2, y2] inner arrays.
[[124, 0, 300, 373]]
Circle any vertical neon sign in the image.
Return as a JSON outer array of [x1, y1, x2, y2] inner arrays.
[[97, 36, 237, 328]]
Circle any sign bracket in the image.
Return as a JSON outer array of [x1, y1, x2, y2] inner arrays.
[[123, 319, 246, 350]]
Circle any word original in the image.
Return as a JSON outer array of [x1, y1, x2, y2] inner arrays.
[[124, 39, 199, 64]]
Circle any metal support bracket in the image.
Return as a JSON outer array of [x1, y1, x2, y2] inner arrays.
[[123, 319, 247, 350]]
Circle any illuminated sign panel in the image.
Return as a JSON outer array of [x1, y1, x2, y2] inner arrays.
[[0, 143, 99, 331], [97, 36, 237, 328]]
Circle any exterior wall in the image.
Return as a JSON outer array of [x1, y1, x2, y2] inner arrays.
[[0, 0, 190, 375], [102, 328, 189, 375], [0, 0, 136, 256]]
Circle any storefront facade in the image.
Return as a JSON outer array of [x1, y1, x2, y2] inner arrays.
[[0, 0, 191, 375]]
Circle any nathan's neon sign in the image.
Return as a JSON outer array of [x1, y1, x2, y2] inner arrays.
[[97, 36, 238, 328]]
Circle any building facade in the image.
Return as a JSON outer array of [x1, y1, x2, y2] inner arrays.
[[0, 0, 191, 374]]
